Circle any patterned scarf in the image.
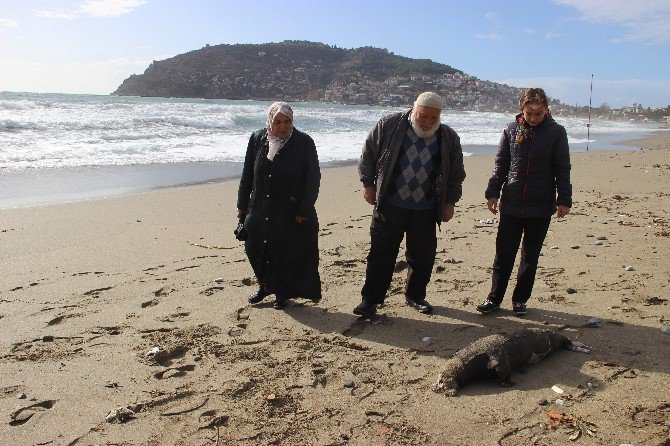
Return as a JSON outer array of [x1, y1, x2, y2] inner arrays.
[[266, 101, 294, 161]]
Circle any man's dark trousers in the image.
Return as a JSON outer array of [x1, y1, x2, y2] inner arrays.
[[362, 203, 437, 304], [487, 213, 551, 304]]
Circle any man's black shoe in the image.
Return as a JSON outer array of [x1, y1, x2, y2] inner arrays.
[[405, 297, 433, 314], [248, 288, 270, 305], [273, 296, 289, 310], [512, 302, 527, 316], [476, 299, 501, 314], [353, 300, 377, 318]]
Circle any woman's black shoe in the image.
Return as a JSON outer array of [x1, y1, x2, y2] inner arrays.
[[248, 289, 270, 304], [273, 296, 289, 309], [476, 299, 501, 314]]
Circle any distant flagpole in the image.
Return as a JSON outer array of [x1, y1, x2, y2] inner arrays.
[[587, 74, 593, 151]]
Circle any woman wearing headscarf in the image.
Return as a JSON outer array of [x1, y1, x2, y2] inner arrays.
[[237, 102, 322, 309]]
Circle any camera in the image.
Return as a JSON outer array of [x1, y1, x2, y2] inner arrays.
[[234, 217, 248, 241]]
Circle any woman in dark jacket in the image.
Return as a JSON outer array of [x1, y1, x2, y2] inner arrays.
[[237, 102, 321, 309], [477, 88, 572, 316]]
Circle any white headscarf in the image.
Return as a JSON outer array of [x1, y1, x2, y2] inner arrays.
[[266, 101, 294, 161]]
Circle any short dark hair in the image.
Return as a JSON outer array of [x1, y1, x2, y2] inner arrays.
[[519, 88, 549, 110]]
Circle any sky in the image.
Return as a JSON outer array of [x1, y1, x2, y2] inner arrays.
[[1, 0, 669, 108]]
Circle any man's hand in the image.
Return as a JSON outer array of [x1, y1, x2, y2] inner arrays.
[[442, 203, 455, 222], [364, 185, 376, 205], [237, 209, 246, 218], [556, 205, 570, 218], [295, 215, 305, 223]]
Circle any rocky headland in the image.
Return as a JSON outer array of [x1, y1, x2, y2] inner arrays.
[[113, 40, 531, 111]]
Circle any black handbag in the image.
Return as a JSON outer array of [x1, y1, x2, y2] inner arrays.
[[234, 216, 248, 241]]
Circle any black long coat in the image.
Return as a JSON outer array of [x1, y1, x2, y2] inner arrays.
[[237, 128, 321, 300]]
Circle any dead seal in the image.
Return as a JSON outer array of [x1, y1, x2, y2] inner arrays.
[[435, 328, 588, 396]]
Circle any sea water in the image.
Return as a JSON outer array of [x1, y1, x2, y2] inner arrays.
[[0, 91, 660, 208]]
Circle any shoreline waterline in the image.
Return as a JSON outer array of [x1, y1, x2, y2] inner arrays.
[[0, 159, 360, 210]]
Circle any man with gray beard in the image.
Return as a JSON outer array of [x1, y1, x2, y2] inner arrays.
[[354, 92, 466, 318]]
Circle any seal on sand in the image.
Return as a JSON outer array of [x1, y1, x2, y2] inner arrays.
[[435, 328, 588, 396]]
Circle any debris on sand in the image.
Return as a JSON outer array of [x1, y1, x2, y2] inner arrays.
[[106, 405, 137, 423]]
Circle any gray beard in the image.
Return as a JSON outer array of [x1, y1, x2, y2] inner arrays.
[[409, 112, 441, 138]]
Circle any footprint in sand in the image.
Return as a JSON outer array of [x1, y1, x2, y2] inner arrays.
[[154, 364, 196, 379], [7, 337, 85, 362], [141, 299, 159, 308], [151, 346, 189, 367], [237, 307, 250, 321], [342, 314, 389, 337], [141, 286, 175, 307], [154, 286, 174, 297], [83, 286, 114, 297], [0, 385, 22, 398], [160, 312, 191, 322], [200, 286, 225, 296], [228, 324, 247, 337], [228, 307, 255, 336], [199, 409, 229, 428], [227, 307, 251, 337], [9, 400, 57, 426], [47, 313, 81, 326]]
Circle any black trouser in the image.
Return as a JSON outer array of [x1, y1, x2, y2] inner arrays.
[[361, 203, 437, 304], [488, 213, 551, 304]]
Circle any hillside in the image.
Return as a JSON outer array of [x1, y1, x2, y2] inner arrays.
[[113, 40, 527, 110]]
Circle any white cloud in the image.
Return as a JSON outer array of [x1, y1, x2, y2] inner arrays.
[[474, 33, 504, 41], [0, 17, 19, 28], [554, 0, 670, 44], [545, 31, 564, 39], [80, 0, 148, 17], [33, 0, 147, 20], [523, 27, 535, 34], [34, 10, 77, 20], [498, 76, 670, 108], [485, 12, 497, 21]]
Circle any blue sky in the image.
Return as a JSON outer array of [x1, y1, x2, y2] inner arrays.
[[1, 0, 669, 108]]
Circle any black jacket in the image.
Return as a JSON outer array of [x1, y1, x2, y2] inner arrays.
[[237, 128, 321, 300], [485, 113, 572, 218], [358, 110, 466, 222]]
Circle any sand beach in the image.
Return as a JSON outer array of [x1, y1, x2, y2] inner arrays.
[[1, 133, 669, 445]]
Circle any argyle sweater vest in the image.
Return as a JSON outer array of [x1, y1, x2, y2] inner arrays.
[[385, 126, 441, 210]]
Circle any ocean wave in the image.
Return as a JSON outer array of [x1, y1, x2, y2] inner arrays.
[[1, 93, 661, 170], [138, 115, 238, 130], [569, 137, 596, 144], [0, 100, 38, 110], [100, 133, 161, 141], [0, 119, 48, 132]]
